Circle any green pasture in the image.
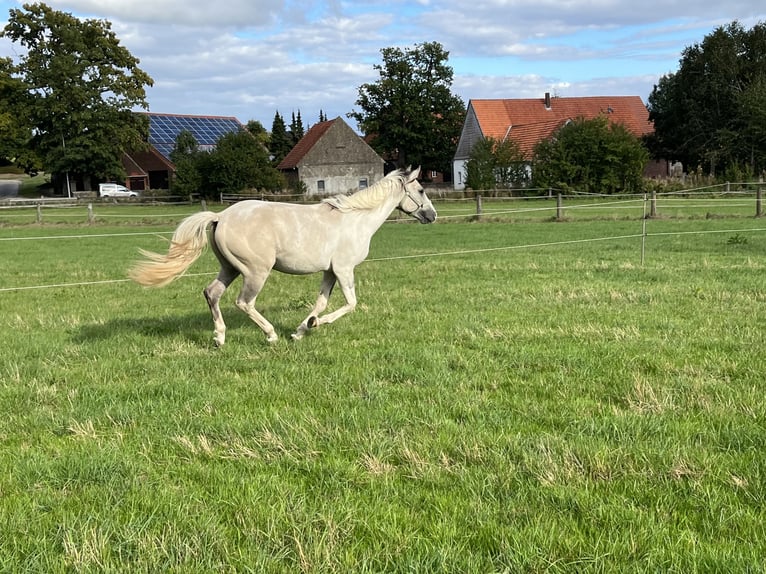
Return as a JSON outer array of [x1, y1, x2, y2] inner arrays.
[[0, 204, 764, 572]]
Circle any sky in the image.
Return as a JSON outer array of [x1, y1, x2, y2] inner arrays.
[[1, 0, 765, 131]]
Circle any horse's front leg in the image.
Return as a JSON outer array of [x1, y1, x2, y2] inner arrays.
[[292, 270, 336, 340], [310, 267, 357, 328]]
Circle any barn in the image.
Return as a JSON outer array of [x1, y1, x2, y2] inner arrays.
[[278, 117, 384, 196]]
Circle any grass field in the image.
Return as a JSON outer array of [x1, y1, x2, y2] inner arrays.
[[1, 201, 765, 572]]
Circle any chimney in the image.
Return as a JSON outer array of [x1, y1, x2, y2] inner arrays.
[[544, 92, 551, 110]]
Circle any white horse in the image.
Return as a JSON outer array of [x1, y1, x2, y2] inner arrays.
[[129, 167, 436, 345]]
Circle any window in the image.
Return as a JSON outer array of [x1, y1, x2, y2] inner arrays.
[[358, 178, 368, 189], [317, 180, 325, 192], [431, 170, 438, 179]]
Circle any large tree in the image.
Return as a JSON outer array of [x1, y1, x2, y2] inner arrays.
[[1, 2, 153, 190], [349, 41, 465, 176], [0, 56, 39, 172], [647, 20, 766, 177], [533, 116, 649, 193]]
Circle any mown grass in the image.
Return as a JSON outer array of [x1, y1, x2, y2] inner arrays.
[[0, 204, 765, 572]]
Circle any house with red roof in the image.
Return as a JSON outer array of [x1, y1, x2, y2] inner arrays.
[[278, 117, 384, 195], [452, 93, 659, 190]]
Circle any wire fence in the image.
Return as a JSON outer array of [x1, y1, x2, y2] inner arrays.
[[1, 186, 764, 293]]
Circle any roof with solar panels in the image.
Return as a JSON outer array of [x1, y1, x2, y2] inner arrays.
[[138, 112, 244, 161]]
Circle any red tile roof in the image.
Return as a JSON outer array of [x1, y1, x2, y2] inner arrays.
[[277, 119, 334, 169], [472, 95, 653, 157]]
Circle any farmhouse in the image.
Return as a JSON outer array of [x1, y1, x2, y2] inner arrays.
[[278, 117, 385, 195], [452, 93, 660, 190], [122, 113, 245, 191]]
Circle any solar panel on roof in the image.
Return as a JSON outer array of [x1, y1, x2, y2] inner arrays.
[[142, 113, 243, 160]]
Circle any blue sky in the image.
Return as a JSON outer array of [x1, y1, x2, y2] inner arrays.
[[1, 0, 764, 129]]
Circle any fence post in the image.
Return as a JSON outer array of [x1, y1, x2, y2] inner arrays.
[[756, 186, 763, 218], [641, 194, 648, 266], [36, 203, 42, 223], [87, 203, 94, 224], [556, 193, 563, 220], [476, 195, 482, 219], [201, 199, 207, 211], [650, 189, 657, 218]]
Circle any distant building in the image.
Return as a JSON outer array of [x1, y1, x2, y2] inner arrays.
[[278, 117, 384, 195], [123, 113, 244, 191], [453, 94, 658, 190]]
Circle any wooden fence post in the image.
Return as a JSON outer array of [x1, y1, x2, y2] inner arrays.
[[36, 203, 42, 223], [757, 186, 763, 217], [556, 193, 563, 220], [87, 203, 94, 224], [201, 199, 207, 211], [650, 189, 657, 218], [476, 195, 482, 218]]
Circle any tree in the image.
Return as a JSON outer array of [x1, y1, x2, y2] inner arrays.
[[533, 116, 649, 193], [464, 137, 527, 191], [245, 119, 270, 147], [647, 20, 766, 177], [289, 110, 305, 146], [0, 56, 40, 173], [169, 130, 202, 195], [1, 2, 153, 191], [464, 138, 496, 190], [269, 111, 292, 165], [349, 41, 465, 175], [200, 130, 283, 198]]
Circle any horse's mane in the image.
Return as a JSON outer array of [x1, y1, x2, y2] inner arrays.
[[322, 169, 407, 213]]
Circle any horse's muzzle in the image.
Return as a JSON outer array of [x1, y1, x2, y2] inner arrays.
[[417, 209, 437, 224]]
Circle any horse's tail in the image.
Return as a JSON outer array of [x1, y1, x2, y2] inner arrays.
[[129, 211, 219, 288]]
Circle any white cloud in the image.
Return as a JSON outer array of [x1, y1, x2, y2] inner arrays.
[[2, 0, 764, 127]]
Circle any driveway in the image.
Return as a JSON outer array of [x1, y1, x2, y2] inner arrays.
[[0, 179, 21, 197]]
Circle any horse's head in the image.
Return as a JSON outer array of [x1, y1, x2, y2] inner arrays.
[[397, 166, 437, 224]]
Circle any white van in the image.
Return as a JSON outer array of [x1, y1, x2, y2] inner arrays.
[[99, 183, 138, 198]]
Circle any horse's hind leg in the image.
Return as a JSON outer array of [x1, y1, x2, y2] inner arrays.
[[204, 264, 239, 347], [292, 270, 336, 340], [235, 270, 279, 343]]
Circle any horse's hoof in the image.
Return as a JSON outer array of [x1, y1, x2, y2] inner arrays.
[[307, 316, 318, 328], [290, 332, 303, 341], [214, 334, 225, 347]]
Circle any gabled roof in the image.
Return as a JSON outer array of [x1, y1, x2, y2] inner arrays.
[[470, 95, 653, 158], [138, 112, 244, 161], [277, 119, 334, 169]]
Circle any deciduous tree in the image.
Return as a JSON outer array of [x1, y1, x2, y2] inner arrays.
[[170, 130, 202, 195], [465, 137, 527, 191], [533, 116, 648, 193], [647, 20, 766, 177], [1, 2, 153, 191], [349, 41, 465, 175], [201, 130, 283, 197]]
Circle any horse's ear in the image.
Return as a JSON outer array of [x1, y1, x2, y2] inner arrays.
[[408, 166, 421, 181]]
